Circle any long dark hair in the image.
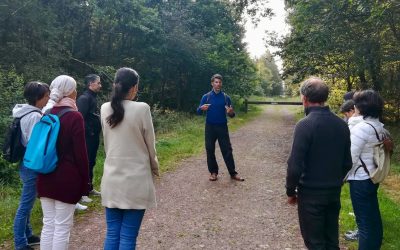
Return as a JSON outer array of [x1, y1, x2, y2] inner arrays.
[[107, 67, 139, 128]]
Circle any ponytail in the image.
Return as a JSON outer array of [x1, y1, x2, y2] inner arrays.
[[107, 84, 125, 128], [106, 67, 139, 128]]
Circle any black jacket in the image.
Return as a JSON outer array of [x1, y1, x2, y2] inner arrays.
[[286, 106, 352, 196], [76, 89, 101, 137]]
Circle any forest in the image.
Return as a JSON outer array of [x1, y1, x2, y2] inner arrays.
[[278, 0, 400, 120], [0, 0, 282, 142]]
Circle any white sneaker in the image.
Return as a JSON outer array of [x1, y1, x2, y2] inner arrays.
[[80, 196, 93, 203], [89, 189, 101, 196], [75, 203, 88, 211]]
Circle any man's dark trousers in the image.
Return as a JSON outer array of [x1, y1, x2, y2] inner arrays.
[[205, 123, 237, 176], [86, 133, 100, 192], [297, 190, 341, 250]]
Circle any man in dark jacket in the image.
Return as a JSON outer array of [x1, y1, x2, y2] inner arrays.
[[77, 74, 102, 202], [286, 77, 352, 250]]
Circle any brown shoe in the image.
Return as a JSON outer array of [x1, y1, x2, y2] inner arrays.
[[231, 174, 244, 181], [209, 173, 218, 181]]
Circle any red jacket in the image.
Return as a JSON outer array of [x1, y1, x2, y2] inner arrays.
[[37, 107, 90, 204]]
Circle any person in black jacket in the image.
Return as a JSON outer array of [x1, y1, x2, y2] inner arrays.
[[77, 74, 102, 203], [286, 77, 352, 250]]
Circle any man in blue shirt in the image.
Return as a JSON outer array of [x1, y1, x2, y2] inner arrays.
[[197, 74, 244, 182]]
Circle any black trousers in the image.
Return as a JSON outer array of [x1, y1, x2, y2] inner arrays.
[[297, 191, 341, 250], [205, 123, 237, 176], [85, 133, 100, 192]]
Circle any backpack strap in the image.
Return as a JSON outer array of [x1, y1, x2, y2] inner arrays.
[[205, 91, 212, 104], [206, 91, 229, 107], [357, 122, 381, 176], [224, 93, 228, 106], [358, 157, 372, 176], [45, 108, 75, 117], [364, 122, 380, 141], [57, 108, 74, 118], [20, 110, 42, 119]]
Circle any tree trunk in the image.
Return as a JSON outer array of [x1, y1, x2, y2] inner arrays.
[[358, 71, 368, 90]]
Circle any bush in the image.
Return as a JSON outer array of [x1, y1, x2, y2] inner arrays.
[[327, 88, 347, 114], [152, 105, 198, 134], [0, 156, 19, 186], [0, 68, 25, 146]]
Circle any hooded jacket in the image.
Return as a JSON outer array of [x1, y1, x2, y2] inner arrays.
[[12, 104, 42, 146]]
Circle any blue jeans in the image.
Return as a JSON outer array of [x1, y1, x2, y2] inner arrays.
[[349, 179, 383, 250], [104, 208, 145, 250], [13, 165, 38, 249]]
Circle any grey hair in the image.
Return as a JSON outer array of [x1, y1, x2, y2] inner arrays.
[[300, 77, 329, 103], [84, 74, 100, 87]]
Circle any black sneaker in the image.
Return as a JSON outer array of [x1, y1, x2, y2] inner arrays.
[[27, 235, 40, 246]]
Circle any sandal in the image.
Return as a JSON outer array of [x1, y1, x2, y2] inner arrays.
[[231, 174, 244, 181], [209, 173, 218, 181]]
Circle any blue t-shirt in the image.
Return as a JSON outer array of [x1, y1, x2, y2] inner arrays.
[[197, 91, 234, 124]]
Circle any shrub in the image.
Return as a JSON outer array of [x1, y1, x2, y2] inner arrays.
[[0, 68, 25, 146], [152, 105, 197, 134], [0, 156, 19, 186]]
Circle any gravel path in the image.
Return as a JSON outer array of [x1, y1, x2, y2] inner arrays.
[[68, 106, 307, 250]]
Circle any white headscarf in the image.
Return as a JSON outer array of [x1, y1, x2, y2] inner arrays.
[[43, 75, 77, 112]]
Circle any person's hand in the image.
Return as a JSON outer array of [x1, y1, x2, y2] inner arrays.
[[287, 196, 297, 205], [200, 104, 211, 111], [226, 105, 234, 115]]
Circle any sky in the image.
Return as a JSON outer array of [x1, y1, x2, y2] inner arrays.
[[242, 1, 290, 70]]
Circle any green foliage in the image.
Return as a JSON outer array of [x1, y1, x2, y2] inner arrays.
[[255, 51, 283, 96], [340, 184, 400, 250], [279, 1, 400, 121], [327, 87, 347, 114], [0, 157, 19, 186], [0, 0, 266, 116], [386, 124, 400, 170], [152, 105, 201, 135], [0, 68, 25, 146], [0, 181, 43, 247]]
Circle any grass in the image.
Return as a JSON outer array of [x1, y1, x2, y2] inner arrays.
[[0, 105, 263, 247], [340, 184, 400, 250]]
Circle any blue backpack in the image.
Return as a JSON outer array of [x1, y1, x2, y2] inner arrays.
[[23, 108, 73, 174]]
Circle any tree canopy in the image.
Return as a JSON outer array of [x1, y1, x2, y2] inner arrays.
[[275, 0, 400, 120]]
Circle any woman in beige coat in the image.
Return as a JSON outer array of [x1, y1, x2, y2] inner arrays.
[[100, 67, 159, 250]]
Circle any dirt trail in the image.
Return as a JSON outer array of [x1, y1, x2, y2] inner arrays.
[[68, 106, 307, 250]]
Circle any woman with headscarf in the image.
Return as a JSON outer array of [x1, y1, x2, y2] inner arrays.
[[37, 75, 89, 250]]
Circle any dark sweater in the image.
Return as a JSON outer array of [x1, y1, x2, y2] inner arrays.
[[196, 90, 235, 124], [37, 107, 89, 204], [76, 89, 101, 137], [286, 106, 352, 196]]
